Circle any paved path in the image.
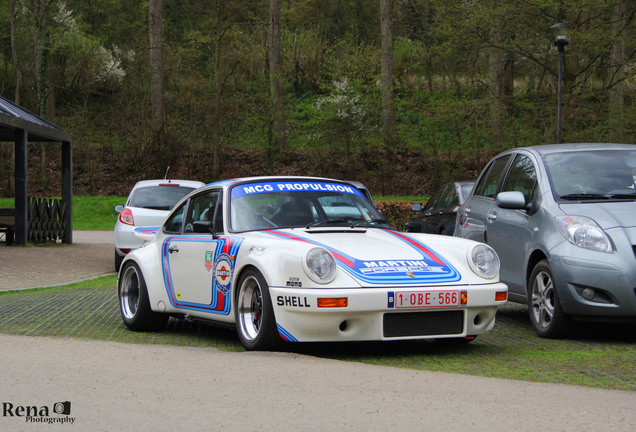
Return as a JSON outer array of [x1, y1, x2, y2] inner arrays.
[[0, 231, 114, 291], [1, 333, 635, 432], [1, 231, 635, 431]]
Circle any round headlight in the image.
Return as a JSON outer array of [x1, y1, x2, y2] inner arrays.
[[468, 244, 499, 279], [303, 247, 337, 284]]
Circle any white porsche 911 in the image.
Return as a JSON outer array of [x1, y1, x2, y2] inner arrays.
[[118, 176, 508, 350]]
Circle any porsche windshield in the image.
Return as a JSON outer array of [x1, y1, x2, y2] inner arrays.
[[229, 180, 390, 232]]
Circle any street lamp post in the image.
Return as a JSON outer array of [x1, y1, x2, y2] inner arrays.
[[551, 22, 574, 144]]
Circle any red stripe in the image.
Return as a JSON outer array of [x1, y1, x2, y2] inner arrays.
[[222, 238, 232, 254], [387, 230, 445, 266], [266, 230, 354, 268]]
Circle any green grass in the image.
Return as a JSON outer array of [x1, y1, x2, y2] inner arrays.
[[1, 275, 634, 390], [0, 196, 126, 231], [73, 196, 126, 230], [0, 195, 423, 231]]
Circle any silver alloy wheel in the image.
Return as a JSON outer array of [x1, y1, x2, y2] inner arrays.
[[531, 269, 555, 330], [237, 275, 263, 341], [120, 265, 141, 320]]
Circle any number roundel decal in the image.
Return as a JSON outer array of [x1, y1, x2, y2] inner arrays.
[[214, 254, 233, 293]]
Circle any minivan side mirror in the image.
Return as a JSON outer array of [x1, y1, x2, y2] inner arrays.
[[496, 191, 526, 209]]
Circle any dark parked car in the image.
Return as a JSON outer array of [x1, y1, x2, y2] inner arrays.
[[406, 182, 474, 235], [455, 143, 636, 338]]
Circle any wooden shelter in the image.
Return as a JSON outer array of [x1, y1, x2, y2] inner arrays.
[[0, 96, 73, 245]]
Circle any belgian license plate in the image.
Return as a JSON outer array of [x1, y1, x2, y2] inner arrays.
[[391, 290, 460, 308]]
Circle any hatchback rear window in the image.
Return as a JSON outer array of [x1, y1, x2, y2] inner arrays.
[[128, 186, 196, 210]]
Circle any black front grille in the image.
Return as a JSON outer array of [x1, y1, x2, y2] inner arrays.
[[383, 310, 464, 338]]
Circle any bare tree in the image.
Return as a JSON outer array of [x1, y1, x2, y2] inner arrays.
[[380, 0, 395, 145], [609, 1, 627, 141], [31, 0, 54, 176], [268, 0, 286, 157], [149, 0, 166, 151], [9, 0, 22, 104]]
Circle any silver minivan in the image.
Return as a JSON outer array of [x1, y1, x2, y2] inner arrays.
[[455, 143, 636, 337]]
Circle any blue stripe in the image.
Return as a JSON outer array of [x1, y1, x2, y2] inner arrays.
[[277, 324, 298, 342]]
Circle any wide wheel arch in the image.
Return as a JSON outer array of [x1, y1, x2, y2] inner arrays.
[[233, 265, 282, 350]]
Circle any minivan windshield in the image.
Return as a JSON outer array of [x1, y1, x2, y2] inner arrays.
[[544, 149, 636, 200], [229, 180, 391, 232]]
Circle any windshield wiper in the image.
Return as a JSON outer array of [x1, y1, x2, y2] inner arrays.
[[605, 193, 636, 199], [305, 218, 356, 229], [559, 193, 609, 201], [142, 205, 172, 210], [351, 218, 390, 228]]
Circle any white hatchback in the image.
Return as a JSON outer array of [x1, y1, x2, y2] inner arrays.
[[114, 179, 205, 270]]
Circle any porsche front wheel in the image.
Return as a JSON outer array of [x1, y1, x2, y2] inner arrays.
[[235, 269, 279, 351], [118, 261, 168, 331]]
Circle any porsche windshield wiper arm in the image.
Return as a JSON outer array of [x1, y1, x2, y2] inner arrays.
[[351, 218, 390, 228], [306, 218, 355, 229]]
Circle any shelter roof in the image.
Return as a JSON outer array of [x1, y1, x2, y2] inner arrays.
[[0, 95, 71, 142]]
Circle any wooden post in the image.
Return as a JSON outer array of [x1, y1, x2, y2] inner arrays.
[[62, 140, 73, 243], [14, 128, 27, 245]]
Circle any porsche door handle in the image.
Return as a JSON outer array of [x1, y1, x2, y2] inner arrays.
[[168, 245, 179, 254]]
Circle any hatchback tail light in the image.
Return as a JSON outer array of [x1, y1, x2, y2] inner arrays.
[[119, 208, 134, 226]]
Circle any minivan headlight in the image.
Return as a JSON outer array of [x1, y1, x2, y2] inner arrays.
[[303, 247, 337, 284], [554, 215, 613, 252], [468, 244, 499, 279]]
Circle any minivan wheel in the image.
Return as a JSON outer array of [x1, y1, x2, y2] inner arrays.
[[528, 259, 572, 338]]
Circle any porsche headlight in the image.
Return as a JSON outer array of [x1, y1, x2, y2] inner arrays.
[[468, 244, 499, 279], [303, 247, 337, 284], [554, 215, 613, 252]]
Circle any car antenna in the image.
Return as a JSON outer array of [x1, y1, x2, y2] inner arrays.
[[164, 166, 170, 180]]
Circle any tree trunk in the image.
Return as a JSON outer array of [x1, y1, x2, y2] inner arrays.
[[149, 0, 166, 152], [380, 0, 395, 146], [32, 0, 51, 180], [269, 0, 286, 159], [489, 18, 505, 147], [8, 0, 21, 192], [9, 0, 22, 105], [609, 1, 627, 142], [212, 5, 222, 179]]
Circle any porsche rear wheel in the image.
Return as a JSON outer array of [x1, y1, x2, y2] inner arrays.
[[118, 261, 168, 331], [235, 269, 279, 351]]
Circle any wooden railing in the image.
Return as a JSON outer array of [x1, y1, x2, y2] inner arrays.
[[27, 197, 68, 243], [0, 208, 15, 245]]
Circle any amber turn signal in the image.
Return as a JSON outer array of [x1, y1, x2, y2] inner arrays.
[[496, 291, 508, 302], [317, 298, 348, 308]]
